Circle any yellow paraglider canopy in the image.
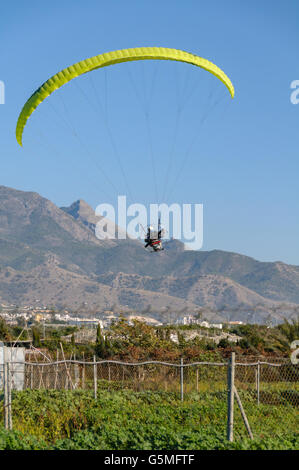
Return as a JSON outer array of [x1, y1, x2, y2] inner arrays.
[[16, 47, 234, 146]]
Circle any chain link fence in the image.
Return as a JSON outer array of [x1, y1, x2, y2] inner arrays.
[[233, 357, 299, 441], [19, 359, 228, 396], [1, 355, 298, 443]]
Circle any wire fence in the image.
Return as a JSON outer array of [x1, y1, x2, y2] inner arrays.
[[1, 355, 298, 443], [20, 359, 229, 396]]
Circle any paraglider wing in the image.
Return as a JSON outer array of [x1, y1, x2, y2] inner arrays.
[[16, 47, 234, 146]]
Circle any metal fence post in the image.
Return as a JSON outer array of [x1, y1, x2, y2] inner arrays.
[[30, 362, 33, 389], [54, 350, 58, 390], [7, 361, 12, 430], [257, 361, 260, 405], [234, 385, 253, 440], [93, 355, 97, 400], [82, 353, 85, 389], [3, 347, 8, 429], [227, 352, 235, 442], [3, 350, 12, 431], [180, 357, 184, 402]]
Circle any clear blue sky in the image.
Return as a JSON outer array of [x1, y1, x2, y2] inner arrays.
[[0, 0, 298, 264]]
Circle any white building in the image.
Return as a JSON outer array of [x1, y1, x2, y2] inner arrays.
[[176, 315, 222, 329]]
